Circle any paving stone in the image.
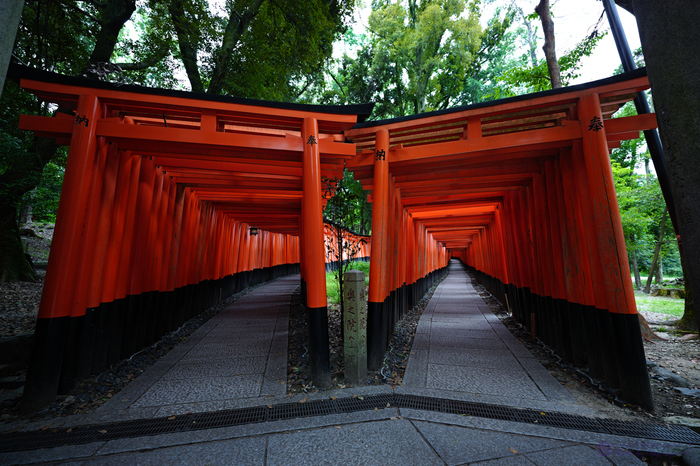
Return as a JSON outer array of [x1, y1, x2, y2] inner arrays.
[[412, 420, 571, 465], [159, 357, 267, 379], [87, 436, 266, 465], [428, 336, 508, 351], [429, 320, 494, 332], [132, 375, 262, 407], [602, 447, 645, 465], [184, 342, 271, 359], [266, 419, 443, 465], [473, 455, 536, 465], [502, 336, 537, 358], [524, 444, 611, 466], [430, 328, 498, 344], [0, 442, 106, 465], [518, 357, 575, 402], [426, 364, 546, 400], [403, 349, 429, 388], [428, 347, 520, 369]]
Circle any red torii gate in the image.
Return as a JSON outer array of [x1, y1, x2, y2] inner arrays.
[[13, 66, 375, 410], [14, 65, 658, 411], [344, 68, 657, 410]]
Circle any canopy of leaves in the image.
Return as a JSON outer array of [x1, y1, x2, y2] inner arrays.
[[140, 0, 358, 99], [500, 30, 606, 94], [318, 0, 483, 118], [611, 102, 681, 277]]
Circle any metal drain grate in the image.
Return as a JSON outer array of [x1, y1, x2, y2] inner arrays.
[[2, 393, 700, 454]]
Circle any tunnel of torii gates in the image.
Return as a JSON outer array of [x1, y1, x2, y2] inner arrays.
[[13, 65, 659, 411]]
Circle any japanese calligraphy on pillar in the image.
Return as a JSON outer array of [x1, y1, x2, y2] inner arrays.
[[343, 269, 367, 383], [588, 116, 603, 132]]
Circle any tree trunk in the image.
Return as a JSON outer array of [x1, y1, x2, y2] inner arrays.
[[655, 257, 663, 284], [0, 200, 36, 283], [632, 246, 642, 290], [0, 0, 24, 97], [644, 208, 667, 293], [0, 137, 56, 283], [535, 0, 562, 89], [207, 0, 266, 95], [86, 0, 136, 69], [632, 0, 700, 331], [168, 0, 205, 93], [638, 313, 661, 341], [512, 1, 539, 67], [678, 286, 697, 332]]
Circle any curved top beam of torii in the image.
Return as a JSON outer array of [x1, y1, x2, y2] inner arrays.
[[12, 64, 374, 237]]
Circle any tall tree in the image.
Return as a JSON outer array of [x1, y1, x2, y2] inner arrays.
[[457, 6, 516, 104], [534, 0, 561, 88], [629, 0, 700, 330], [165, 0, 357, 99], [367, 0, 482, 116], [0, 0, 113, 283]]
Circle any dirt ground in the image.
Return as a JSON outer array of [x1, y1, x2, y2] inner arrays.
[[1, 225, 699, 430]]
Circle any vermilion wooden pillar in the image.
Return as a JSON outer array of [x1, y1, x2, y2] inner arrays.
[[301, 117, 330, 387], [23, 94, 102, 412], [59, 119, 109, 393], [578, 92, 653, 410], [368, 129, 390, 370], [572, 141, 620, 383]]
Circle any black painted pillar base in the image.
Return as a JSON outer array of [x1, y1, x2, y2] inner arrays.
[[568, 303, 587, 367], [597, 308, 621, 389], [21, 317, 69, 413], [57, 315, 84, 394], [581, 305, 605, 379], [367, 301, 384, 370], [107, 299, 125, 367], [307, 306, 330, 388], [76, 307, 99, 380], [610, 312, 655, 411]]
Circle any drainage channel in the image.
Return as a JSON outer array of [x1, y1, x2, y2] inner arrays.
[[2, 394, 699, 453]]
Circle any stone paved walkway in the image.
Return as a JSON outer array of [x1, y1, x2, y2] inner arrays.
[[2, 264, 697, 465], [402, 260, 581, 414], [94, 275, 296, 420]]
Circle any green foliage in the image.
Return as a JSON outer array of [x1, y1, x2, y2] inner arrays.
[[326, 261, 370, 304], [318, 0, 483, 118], [25, 160, 65, 222], [611, 103, 682, 279], [148, 0, 357, 99], [13, 0, 105, 75], [458, 7, 519, 104], [500, 31, 606, 94], [323, 170, 371, 235], [635, 291, 685, 317], [322, 171, 371, 313]]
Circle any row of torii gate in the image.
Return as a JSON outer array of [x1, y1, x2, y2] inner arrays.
[[15, 65, 658, 411]]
